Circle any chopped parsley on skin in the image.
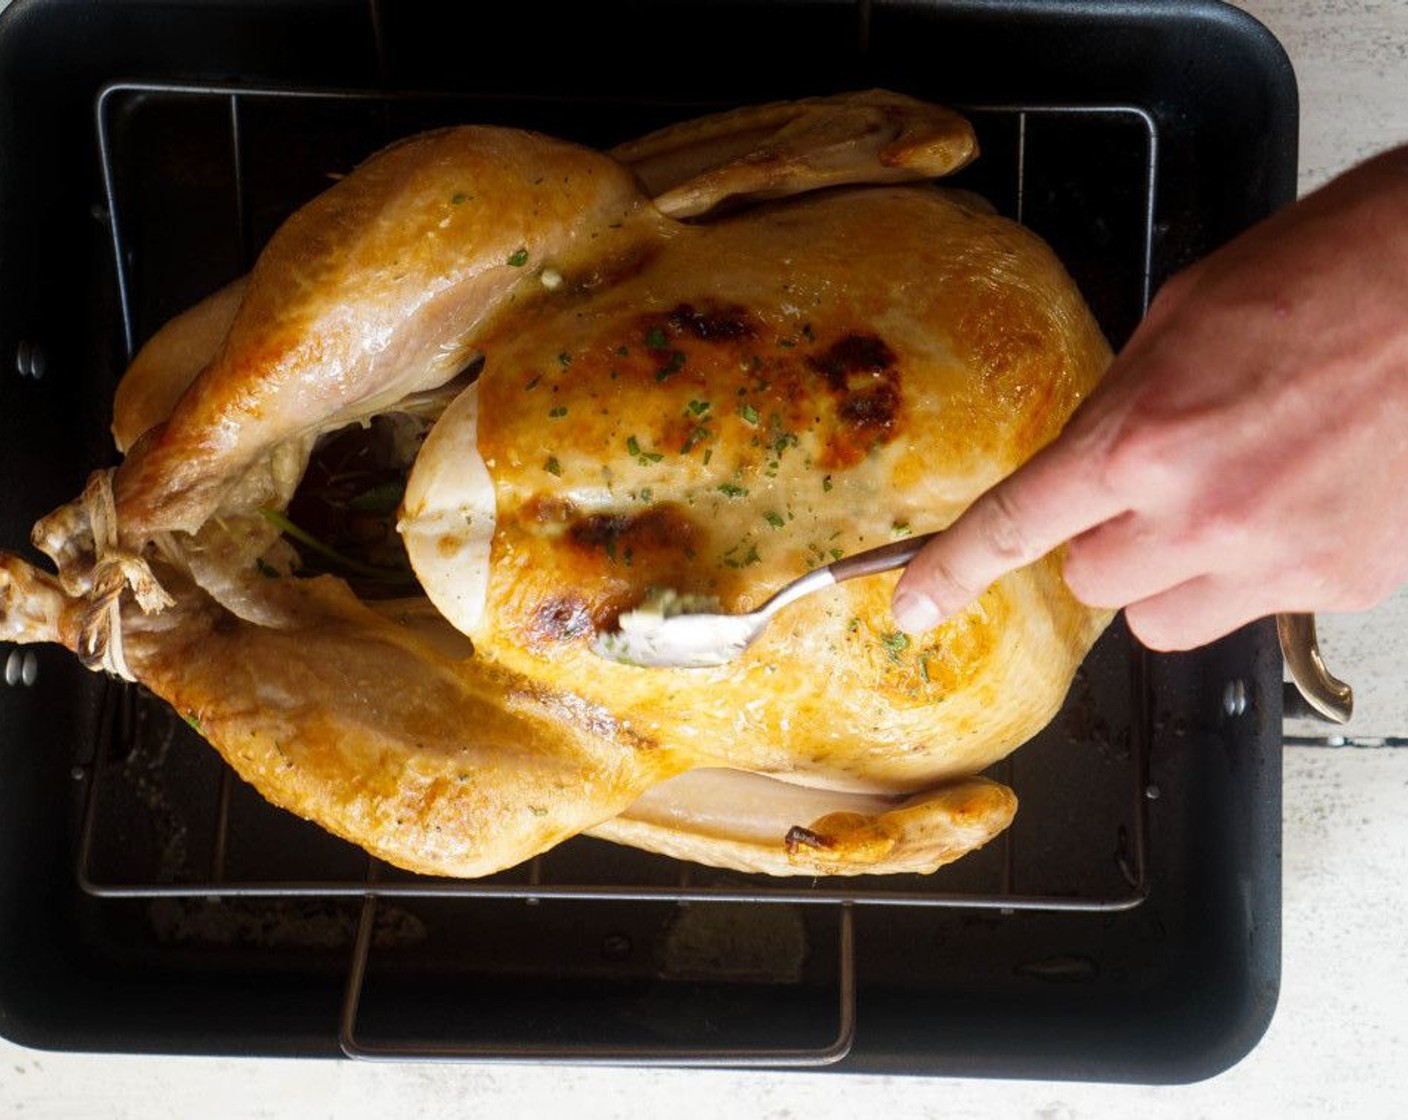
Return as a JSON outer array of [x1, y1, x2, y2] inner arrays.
[[507, 248, 529, 267], [880, 631, 911, 662], [645, 326, 668, 350], [717, 482, 748, 498], [627, 435, 663, 464], [687, 400, 711, 417], [822, 476, 833, 492], [548, 406, 568, 418], [739, 403, 760, 425], [722, 542, 762, 569], [764, 511, 785, 529], [655, 350, 686, 381], [544, 456, 562, 476]]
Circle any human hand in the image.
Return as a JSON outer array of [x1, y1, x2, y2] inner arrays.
[[892, 145, 1408, 650]]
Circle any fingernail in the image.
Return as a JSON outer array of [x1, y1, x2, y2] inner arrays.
[[892, 590, 944, 635]]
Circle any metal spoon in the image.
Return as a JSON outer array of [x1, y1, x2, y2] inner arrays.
[[591, 532, 938, 668], [591, 533, 1358, 724]]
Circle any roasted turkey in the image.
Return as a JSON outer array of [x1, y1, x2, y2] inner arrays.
[[0, 92, 1112, 878]]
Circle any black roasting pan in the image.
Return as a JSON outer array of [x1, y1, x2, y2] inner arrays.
[[0, 0, 1293, 1082]]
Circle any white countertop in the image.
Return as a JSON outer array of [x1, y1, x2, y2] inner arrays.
[[4, 2, 1408, 1116]]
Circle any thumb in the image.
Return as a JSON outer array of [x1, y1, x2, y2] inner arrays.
[[891, 438, 1123, 634]]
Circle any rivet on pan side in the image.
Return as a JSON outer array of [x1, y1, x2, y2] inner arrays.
[[15, 340, 46, 380], [4, 650, 39, 687], [1221, 679, 1248, 718]]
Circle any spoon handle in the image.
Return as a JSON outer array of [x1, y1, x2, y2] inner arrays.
[[828, 530, 940, 583]]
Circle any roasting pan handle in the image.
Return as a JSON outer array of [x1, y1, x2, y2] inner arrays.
[[1277, 612, 1354, 724], [339, 895, 856, 1066]]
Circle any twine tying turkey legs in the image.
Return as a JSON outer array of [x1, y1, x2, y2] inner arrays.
[[74, 469, 173, 681]]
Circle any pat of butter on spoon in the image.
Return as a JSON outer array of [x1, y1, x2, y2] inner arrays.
[[592, 532, 939, 668]]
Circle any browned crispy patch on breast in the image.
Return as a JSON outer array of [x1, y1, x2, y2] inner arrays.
[[499, 501, 708, 650], [663, 301, 758, 342], [807, 333, 904, 469], [565, 503, 701, 564], [527, 594, 596, 643]]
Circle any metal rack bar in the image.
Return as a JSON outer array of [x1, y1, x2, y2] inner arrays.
[[84, 81, 1156, 912], [339, 890, 857, 1066]]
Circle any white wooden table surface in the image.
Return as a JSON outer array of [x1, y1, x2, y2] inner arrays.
[[3, 2, 1407, 1116]]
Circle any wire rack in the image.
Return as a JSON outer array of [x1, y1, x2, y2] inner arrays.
[[79, 81, 1160, 1065]]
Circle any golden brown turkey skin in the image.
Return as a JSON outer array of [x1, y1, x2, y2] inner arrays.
[[0, 551, 1015, 878], [407, 185, 1113, 793], [110, 127, 647, 545], [4, 95, 1110, 877]]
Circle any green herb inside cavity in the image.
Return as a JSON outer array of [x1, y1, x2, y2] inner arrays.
[[259, 507, 413, 584], [344, 481, 405, 515]]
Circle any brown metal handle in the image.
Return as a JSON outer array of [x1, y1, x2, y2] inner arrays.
[[1277, 612, 1354, 725]]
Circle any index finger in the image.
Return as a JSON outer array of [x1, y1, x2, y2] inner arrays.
[[890, 431, 1125, 634]]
